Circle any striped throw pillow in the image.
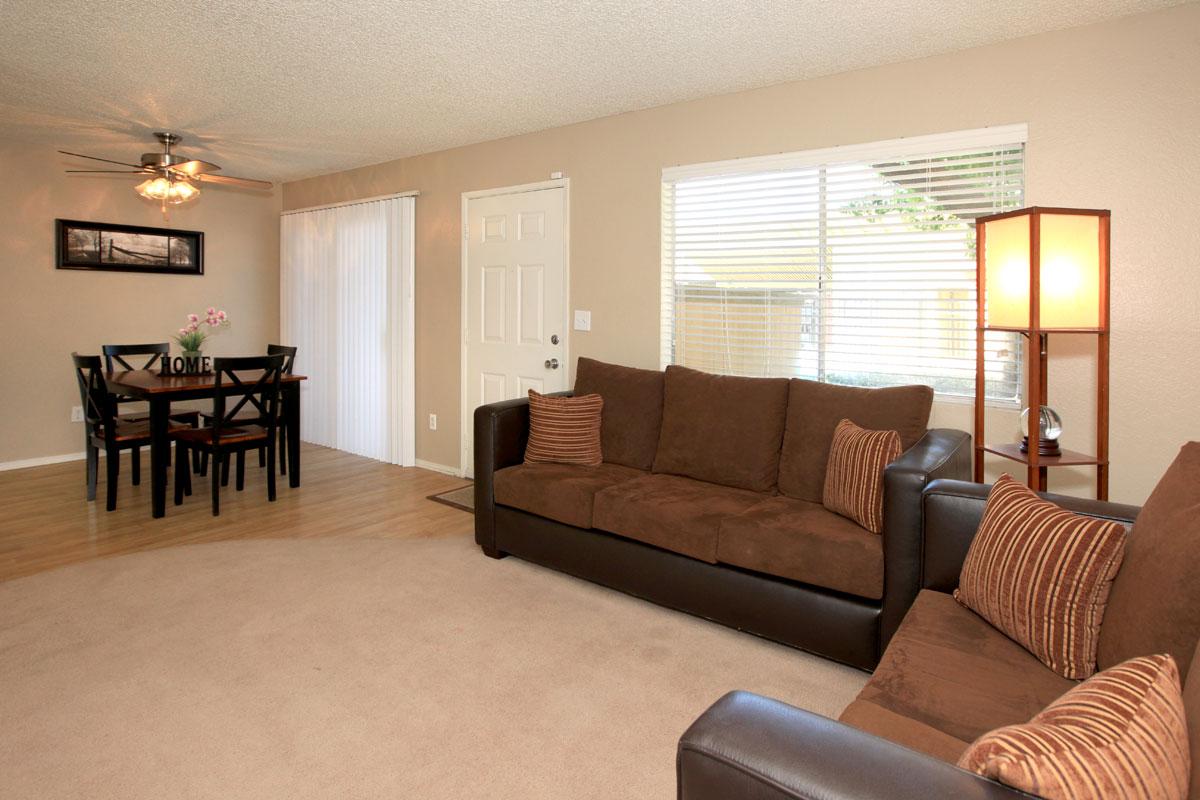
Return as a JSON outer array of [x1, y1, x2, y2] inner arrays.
[[958, 654, 1190, 800], [955, 474, 1128, 679], [524, 390, 604, 466], [822, 419, 901, 534]]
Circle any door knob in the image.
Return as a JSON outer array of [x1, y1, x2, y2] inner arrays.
[[544, 358, 559, 370]]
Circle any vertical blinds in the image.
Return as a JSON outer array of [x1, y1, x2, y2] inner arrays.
[[280, 195, 416, 465], [661, 126, 1026, 403]]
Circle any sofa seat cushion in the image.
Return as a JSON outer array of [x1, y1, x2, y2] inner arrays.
[[716, 496, 884, 600], [849, 590, 1076, 749], [593, 474, 766, 563], [838, 699, 970, 763], [493, 462, 646, 529]]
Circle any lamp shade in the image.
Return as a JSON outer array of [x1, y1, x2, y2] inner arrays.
[[980, 207, 1108, 330]]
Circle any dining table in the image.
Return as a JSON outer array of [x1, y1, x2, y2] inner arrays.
[[105, 369, 307, 518]]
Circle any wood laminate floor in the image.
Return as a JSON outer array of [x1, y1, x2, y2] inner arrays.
[[0, 443, 473, 582]]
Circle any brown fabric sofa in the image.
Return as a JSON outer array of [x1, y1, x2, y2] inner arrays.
[[474, 358, 971, 670], [677, 476, 1200, 800]]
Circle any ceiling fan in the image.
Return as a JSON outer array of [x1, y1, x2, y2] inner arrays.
[[60, 132, 272, 216]]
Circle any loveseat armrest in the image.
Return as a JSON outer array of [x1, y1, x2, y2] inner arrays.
[[922, 479, 1141, 593], [677, 691, 1027, 800], [473, 397, 532, 555], [472, 393, 572, 555], [878, 429, 972, 653]]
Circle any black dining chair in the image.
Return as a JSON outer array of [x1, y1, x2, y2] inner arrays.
[[173, 354, 285, 516], [103, 343, 202, 420], [197, 344, 297, 480], [72, 354, 191, 511], [102, 343, 202, 469]]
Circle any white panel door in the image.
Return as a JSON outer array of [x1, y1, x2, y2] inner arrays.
[[463, 186, 566, 475]]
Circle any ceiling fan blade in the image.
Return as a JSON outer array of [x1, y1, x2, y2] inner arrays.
[[66, 169, 150, 174], [196, 173, 273, 190], [58, 150, 145, 169], [170, 159, 222, 176]]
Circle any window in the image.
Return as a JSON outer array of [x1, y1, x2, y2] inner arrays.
[[661, 125, 1026, 403]]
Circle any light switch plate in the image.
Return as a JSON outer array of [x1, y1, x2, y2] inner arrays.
[[573, 310, 591, 332]]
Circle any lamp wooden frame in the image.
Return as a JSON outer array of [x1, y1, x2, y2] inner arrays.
[[973, 206, 1111, 499]]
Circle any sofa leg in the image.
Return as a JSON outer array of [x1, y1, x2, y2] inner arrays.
[[481, 546, 508, 560]]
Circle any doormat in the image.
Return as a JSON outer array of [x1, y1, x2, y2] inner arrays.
[[428, 484, 474, 513]]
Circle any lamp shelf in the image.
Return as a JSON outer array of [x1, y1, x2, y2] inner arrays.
[[981, 443, 1106, 468], [984, 326, 1105, 335]]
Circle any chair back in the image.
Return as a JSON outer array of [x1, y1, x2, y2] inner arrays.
[[102, 343, 170, 372], [210, 355, 286, 442], [267, 344, 298, 375], [71, 353, 116, 436]]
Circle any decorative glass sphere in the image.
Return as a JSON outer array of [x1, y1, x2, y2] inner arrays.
[[1020, 406, 1063, 441]]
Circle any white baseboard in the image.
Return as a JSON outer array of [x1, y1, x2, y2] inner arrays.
[[415, 459, 463, 477], [0, 451, 88, 471], [0, 442, 180, 473]]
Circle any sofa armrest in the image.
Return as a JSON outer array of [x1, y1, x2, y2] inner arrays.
[[922, 479, 1142, 593], [878, 429, 972, 654], [472, 392, 573, 555], [677, 691, 1027, 800], [473, 397, 532, 554]]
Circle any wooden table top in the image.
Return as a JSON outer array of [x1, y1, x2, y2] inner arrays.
[[107, 369, 307, 396]]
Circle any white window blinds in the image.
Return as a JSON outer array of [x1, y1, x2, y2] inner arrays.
[[661, 125, 1026, 403]]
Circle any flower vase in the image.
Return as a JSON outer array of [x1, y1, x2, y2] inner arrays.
[[182, 350, 204, 374]]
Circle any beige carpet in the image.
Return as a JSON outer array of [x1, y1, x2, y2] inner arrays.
[[0, 536, 866, 799]]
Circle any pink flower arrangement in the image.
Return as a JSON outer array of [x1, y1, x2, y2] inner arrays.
[[174, 307, 231, 353]]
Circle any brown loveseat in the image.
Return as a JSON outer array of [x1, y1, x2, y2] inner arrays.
[[678, 470, 1200, 799], [474, 358, 971, 670]]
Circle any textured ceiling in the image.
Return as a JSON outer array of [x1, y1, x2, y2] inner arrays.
[[0, 0, 1184, 182]]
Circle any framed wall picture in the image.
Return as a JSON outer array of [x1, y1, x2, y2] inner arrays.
[[55, 219, 204, 276]]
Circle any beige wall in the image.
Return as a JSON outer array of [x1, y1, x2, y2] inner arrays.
[[284, 4, 1200, 505], [0, 140, 280, 464]]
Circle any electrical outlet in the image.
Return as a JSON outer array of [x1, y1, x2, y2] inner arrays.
[[70, 405, 84, 423], [573, 309, 591, 332], [428, 413, 438, 431]]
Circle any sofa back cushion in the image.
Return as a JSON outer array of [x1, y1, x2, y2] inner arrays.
[[1099, 442, 1200, 681], [573, 357, 664, 470], [651, 365, 789, 492], [777, 380, 933, 502]]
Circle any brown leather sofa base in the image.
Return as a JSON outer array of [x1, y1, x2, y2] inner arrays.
[[493, 504, 883, 670]]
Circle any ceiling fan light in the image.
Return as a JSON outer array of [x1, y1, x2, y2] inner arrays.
[[135, 176, 199, 204], [170, 179, 199, 203], [136, 176, 169, 200]]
